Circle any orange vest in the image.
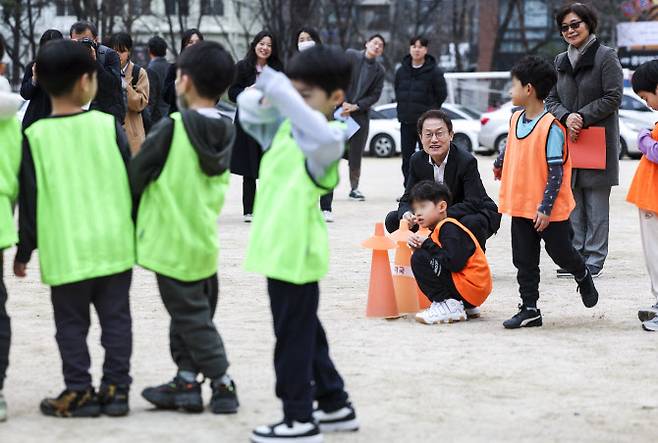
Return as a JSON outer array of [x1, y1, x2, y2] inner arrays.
[[499, 111, 575, 222], [430, 218, 492, 307], [626, 124, 658, 214]]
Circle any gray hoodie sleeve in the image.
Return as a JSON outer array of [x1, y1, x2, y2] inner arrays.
[[238, 67, 348, 181]]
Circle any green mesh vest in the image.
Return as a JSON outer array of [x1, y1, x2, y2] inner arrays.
[[25, 111, 134, 286], [0, 116, 21, 250], [244, 119, 343, 284], [136, 112, 230, 282]]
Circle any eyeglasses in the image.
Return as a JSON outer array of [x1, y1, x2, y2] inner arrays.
[[422, 130, 449, 140], [560, 20, 583, 34]]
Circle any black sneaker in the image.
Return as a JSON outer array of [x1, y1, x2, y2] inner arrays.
[[251, 419, 321, 443], [576, 269, 598, 308], [210, 379, 239, 414], [98, 384, 129, 417], [556, 268, 571, 278], [503, 305, 542, 329], [348, 190, 365, 201], [313, 402, 359, 432], [40, 387, 101, 418], [141, 376, 203, 413]]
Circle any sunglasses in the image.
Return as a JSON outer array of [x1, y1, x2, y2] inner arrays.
[[560, 20, 583, 34]]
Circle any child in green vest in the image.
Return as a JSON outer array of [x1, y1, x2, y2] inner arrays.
[[238, 45, 358, 442], [14, 40, 134, 418], [0, 34, 23, 422], [130, 41, 239, 414]]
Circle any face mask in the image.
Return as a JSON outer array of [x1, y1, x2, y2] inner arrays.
[[298, 40, 316, 52]]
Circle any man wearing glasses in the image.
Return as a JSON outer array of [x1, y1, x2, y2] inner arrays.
[[384, 109, 500, 249]]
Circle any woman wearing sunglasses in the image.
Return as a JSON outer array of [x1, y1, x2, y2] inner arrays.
[[545, 2, 623, 280]]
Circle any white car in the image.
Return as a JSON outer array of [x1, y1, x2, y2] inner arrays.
[[477, 101, 515, 154], [365, 103, 481, 157], [478, 92, 653, 158]]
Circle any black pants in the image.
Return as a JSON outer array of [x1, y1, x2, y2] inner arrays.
[[320, 192, 333, 212], [0, 253, 10, 390], [348, 116, 369, 190], [400, 122, 420, 187], [385, 210, 490, 250], [411, 248, 474, 308], [156, 273, 228, 380], [511, 217, 587, 308], [243, 177, 256, 215], [267, 278, 348, 422], [51, 270, 132, 390]]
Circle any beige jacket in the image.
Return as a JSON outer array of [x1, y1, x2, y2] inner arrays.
[[123, 61, 149, 154]]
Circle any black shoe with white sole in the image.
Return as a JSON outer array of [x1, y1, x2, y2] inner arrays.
[[348, 190, 365, 201], [503, 305, 542, 329], [576, 269, 598, 308], [313, 403, 359, 433], [250, 419, 322, 443]]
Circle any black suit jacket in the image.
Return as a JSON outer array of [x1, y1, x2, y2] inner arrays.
[[397, 145, 501, 233]]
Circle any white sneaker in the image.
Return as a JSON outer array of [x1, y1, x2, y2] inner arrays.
[[322, 211, 334, 223], [465, 306, 481, 319], [251, 419, 322, 443], [312, 403, 359, 432], [415, 299, 466, 324], [642, 316, 658, 332], [244, 214, 253, 223], [0, 391, 6, 422], [638, 303, 658, 323]]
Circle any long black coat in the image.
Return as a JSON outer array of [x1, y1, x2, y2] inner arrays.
[[20, 61, 51, 129], [228, 59, 282, 178], [394, 54, 447, 125]]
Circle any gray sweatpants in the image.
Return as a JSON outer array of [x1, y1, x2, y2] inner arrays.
[[639, 209, 658, 301], [156, 273, 229, 380], [571, 185, 611, 272]]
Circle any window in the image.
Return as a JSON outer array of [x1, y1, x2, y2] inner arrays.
[[131, 0, 152, 15], [55, 0, 74, 16], [444, 109, 461, 120], [165, 0, 188, 16], [621, 94, 651, 112], [377, 107, 397, 120], [201, 0, 224, 15]]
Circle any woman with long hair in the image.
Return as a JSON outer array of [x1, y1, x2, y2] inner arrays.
[[228, 31, 283, 222]]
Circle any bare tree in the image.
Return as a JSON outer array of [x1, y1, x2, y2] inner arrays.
[[0, 0, 50, 85]]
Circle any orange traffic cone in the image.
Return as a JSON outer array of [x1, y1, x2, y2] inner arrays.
[[389, 218, 413, 243], [392, 240, 420, 313], [362, 223, 399, 318], [413, 225, 432, 310]]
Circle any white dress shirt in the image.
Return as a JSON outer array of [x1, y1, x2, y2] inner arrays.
[[429, 150, 450, 184]]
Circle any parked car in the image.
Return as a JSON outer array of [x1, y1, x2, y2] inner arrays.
[[478, 91, 653, 158], [477, 101, 517, 155], [366, 103, 481, 157]]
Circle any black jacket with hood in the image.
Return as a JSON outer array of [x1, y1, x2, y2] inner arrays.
[[128, 109, 234, 207], [394, 54, 447, 125]]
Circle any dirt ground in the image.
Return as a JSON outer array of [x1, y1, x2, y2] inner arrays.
[[1, 155, 656, 443]]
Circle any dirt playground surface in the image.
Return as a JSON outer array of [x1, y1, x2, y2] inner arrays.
[[1, 156, 656, 443]]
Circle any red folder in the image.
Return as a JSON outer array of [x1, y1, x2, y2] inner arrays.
[[568, 127, 606, 170]]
